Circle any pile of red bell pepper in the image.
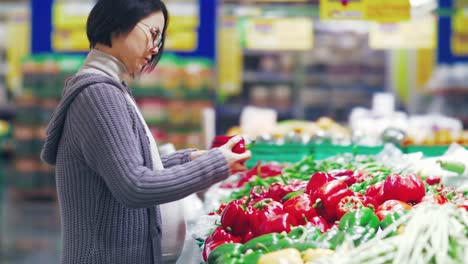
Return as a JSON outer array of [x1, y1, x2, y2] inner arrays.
[[203, 154, 468, 262]]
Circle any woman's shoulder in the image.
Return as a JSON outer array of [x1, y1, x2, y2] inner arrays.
[[68, 74, 127, 101]]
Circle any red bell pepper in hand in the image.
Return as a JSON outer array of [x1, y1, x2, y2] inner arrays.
[[335, 195, 378, 219], [305, 172, 337, 196], [220, 199, 253, 236], [211, 135, 246, 154], [366, 181, 385, 205], [283, 193, 318, 225], [202, 227, 242, 261], [312, 180, 353, 222], [251, 198, 284, 236], [258, 213, 297, 236], [375, 200, 412, 221], [382, 173, 426, 204]]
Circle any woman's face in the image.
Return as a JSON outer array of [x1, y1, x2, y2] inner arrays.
[[113, 11, 165, 75]]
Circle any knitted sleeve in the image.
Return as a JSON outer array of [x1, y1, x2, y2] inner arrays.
[[161, 149, 197, 168], [70, 84, 230, 208]]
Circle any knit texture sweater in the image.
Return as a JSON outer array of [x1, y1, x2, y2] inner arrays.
[[41, 73, 230, 263]]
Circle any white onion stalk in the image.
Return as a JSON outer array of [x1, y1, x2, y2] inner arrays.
[[312, 204, 468, 264]]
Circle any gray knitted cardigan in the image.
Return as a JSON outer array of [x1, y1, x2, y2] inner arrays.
[[41, 73, 229, 264]]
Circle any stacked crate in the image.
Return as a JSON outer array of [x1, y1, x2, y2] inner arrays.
[[10, 54, 84, 201]]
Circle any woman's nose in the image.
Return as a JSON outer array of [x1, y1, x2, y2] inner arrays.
[[150, 46, 159, 55]]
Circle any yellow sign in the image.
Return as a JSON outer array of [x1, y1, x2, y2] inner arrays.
[[52, 29, 89, 52], [455, 0, 468, 8], [365, 0, 410, 23], [452, 34, 468, 55], [369, 17, 436, 49], [320, 0, 365, 20], [452, 10, 468, 34], [217, 17, 243, 96], [416, 48, 435, 89], [164, 29, 197, 52], [6, 12, 30, 92], [53, 2, 93, 30], [245, 18, 313, 51], [164, 2, 199, 52]]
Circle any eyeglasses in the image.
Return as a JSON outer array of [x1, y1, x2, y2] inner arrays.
[[137, 22, 163, 49]]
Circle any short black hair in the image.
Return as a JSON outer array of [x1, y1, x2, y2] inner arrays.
[[87, 0, 169, 72]]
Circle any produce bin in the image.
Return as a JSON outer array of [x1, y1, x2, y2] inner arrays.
[[246, 143, 313, 168]]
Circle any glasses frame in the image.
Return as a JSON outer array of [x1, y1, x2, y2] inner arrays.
[[138, 22, 163, 49]]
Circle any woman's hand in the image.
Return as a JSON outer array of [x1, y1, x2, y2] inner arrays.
[[218, 136, 251, 173]]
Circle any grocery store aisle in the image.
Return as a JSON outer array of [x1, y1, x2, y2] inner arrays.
[[1, 185, 61, 264]]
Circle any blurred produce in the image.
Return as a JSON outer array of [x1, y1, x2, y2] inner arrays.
[[126, 54, 214, 149]]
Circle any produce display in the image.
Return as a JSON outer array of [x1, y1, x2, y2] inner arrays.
[[196, 143, 468, 264]]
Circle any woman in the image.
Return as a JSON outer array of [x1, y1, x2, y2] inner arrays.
[[40, 0, 251, 263]]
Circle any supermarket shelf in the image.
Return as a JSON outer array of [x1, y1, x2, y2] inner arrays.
[[243, 71, 295, 83], [10, 188, 57, 202], [243, 49, 300, 56], [216, 104, 295, 117], [0, 105, 15, 120], [428, 87, 468, 96], [221, 1, 318, 17]]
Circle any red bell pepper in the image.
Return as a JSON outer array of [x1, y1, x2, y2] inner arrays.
[[309, 216, 329, 233], [253, 162, 284, 178], [209, 203, 228, 216], [283, 193, 318, 225], [250, 185, 268, 200], [421, 194, 449, 205], [222, 162, 283, 188], [330, 169, 357, 186], [211, 135, 246, 154], [265, 182, 296, 202], [312, 180, 353, 222], [456, 200, 468, 211], [382, 173, 426, 204], [435, 185, 445, 193], [258, 213, 297, 236], [335, 195, 378, 219], [365, 181, 385, 206], [289, 179, 309, 190], [305, 172, 337, 196], [426, 176, 441, 185], [202, 227, 242, 261], [250, 198, 284, 236], [375, 200, 412, 221], [220, 199, 253, 236]]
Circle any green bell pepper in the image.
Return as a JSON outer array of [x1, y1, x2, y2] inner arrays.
[[288, 241, 318, 252], [241, 233, 283, 253], [208, 243, 243, 264], [339, 207, 380, 246], [287, 226, 307, 241], [380, 211, 405, 238], [267, 237, 295, 252], [242, 251, 262, 263], [317, 228, 346, 250], [214, 254, 243, 264]]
